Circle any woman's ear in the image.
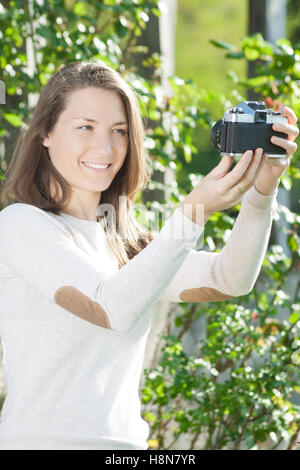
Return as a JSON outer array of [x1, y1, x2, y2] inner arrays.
[[42, 136, 49, 148]]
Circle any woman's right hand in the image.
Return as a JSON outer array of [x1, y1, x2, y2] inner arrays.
[[180, 148, 268, 224]]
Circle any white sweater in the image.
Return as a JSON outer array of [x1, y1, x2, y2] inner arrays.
[[0, 185, 278, 450]]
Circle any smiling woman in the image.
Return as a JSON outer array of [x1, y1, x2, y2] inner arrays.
[[41, 87, 130, 221], [0, 61, 155, 268], [0, 61, 163, 450]]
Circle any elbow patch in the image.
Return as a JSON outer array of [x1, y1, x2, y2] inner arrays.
[[54, 286, 112, 330], [179, 286, 235, 302]]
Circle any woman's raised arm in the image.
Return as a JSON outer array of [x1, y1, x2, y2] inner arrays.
[[0, 202, 204, 334], [158, 184, 278, 302]]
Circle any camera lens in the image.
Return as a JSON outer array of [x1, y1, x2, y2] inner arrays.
[[210, 119, 223, 151]]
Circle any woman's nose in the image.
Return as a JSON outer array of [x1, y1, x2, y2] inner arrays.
[[90, 132, 113, 155]]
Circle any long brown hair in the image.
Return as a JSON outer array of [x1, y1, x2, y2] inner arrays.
[[0, 60, 155, 267]]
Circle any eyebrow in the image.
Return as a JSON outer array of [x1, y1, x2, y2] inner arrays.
[[73, 117, 128, 125]]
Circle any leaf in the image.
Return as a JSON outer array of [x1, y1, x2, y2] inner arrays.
[[73, 2, 87, 16], [147, 438, 159, 448], [289, 312, 299, 324], [175, 316, 184, 327], [226, 51, 244, 59], [287, 234, 299, 253], [141, 386, 153, 404], [151, 8, 161, 17], [243, 47, 260, 60], [143, 411, 156, 422], [3, 112, 22, 127], [209, 39, 236, 50], [277, 39, 294, 56]]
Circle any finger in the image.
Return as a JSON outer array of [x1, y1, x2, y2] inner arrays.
[[272, 122, 299, 141], [283, 106, 297, 126], [222, 149, 256, 190], [210, 155, 234, 179], [270, 135, 297, 156], [236, 148, 266, 191]]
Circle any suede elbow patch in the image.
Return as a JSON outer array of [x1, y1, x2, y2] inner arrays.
[[179, 286, 235, 302], [54, 286, 112, 329]]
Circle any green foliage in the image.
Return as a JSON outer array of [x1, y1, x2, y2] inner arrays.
[[142, 294, 300, 449], [0, 0, 300, 451], [140, 34, 300, 450], [0, 0, 160, 129]]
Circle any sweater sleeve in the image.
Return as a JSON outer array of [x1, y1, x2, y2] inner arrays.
[[0, 203, 204, 333], [158, 185, 278, 303]]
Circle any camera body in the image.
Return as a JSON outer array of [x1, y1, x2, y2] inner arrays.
[[210, 101, 288, 158]]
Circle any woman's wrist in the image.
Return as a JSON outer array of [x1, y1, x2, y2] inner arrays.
[[254, 177, 280, 196]]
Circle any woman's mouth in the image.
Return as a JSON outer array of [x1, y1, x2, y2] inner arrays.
[[81, 162, 112, 172]]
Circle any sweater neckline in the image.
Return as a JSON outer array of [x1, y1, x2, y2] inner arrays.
[[59, 212, 101, 228]]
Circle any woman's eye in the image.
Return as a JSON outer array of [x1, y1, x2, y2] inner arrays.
[[78, 125, 93, 131], [113, 129, 129, 136], [77, 126, 128, 135]]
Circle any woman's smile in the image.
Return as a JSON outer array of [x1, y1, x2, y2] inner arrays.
[[81, 161, 112, 172]]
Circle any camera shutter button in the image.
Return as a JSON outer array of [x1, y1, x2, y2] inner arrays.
[[229, 107, 244, 114]]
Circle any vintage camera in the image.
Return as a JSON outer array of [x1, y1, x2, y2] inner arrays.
[[210, 101, 288, 158]]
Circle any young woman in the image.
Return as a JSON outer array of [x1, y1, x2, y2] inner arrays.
[[0, 61, 298, 450]]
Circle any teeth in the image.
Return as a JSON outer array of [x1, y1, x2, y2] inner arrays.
[[83, 162, 110, 169]]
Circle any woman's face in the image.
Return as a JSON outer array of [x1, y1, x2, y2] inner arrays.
[[42, 87, 129, 199]]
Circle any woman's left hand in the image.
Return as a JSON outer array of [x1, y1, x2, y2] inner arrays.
[[254, 106, 299, 195]]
